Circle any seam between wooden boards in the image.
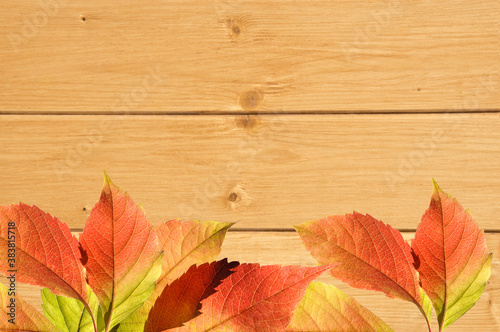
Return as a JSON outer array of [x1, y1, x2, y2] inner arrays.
[[0, 110, 499, 116]]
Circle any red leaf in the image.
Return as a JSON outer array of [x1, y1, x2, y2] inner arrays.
[[169, 264, 332, 332], [79, 174, 163, 330], [412, 181, 492, 330], [295, 212, 431, 323], [145, 259, 238, 332], [0, 204, 89, 304]]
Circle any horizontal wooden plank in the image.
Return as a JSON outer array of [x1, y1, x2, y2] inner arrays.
[[2, 232, 498, 331], [0, 114, 499, 230], [0, 0, 498, 113]]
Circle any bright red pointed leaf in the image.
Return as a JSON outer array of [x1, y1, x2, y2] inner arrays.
[[1, 282, 58, 332], [0, 204, 89, 304], [286, 282, 393, 332], [145, 259, 239, 332], [169, 264, 332, 332], [119, 219, 232, 331], [412, 181, 492, 331], [295, 212, 432, 324], [79, 174, 163, 331]]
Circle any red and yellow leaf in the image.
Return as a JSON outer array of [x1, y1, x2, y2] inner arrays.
[[145, 259, 238, 332], [155, 219, 234, 286], [286, 282, 393, 332], [0, 203, 89, 304], [119, 219, 232, 332], [412, 181, 492, 331], [79, 174, 163, 331], [170, 264, 332, 332], [0, 282, 58, 332], [295, 212, 432, 325]]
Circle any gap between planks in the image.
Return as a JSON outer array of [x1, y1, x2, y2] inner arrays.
[[0, 110, 499, 116], [68, 228, 500, 233]]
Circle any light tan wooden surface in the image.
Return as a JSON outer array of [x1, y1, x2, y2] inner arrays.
[[1, 0, 499, 330], [0, 0, 498, 113], [1, 114, 499, 230]]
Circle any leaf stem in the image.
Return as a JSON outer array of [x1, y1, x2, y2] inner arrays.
[[416, 303, 432, 332], [426, 318, 432, 332], [83, 302, 98, 332]]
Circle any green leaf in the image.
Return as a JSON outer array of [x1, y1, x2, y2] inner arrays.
[[42, 286, 105, 332]]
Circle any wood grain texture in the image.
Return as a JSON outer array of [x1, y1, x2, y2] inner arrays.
[[2, 232, 498, 331], [1, 1, 498, 328], [0, 114, 499, 230], [0, 0, 498, 113]]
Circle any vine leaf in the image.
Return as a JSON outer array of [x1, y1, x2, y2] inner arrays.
[[79, 174, 163, 331], [0, 203, 90, 306], [41, 286, 105, 332], [145, 259, 238, 332], [118, 220, 232, 331], [412, 181, 492, 331], [169, 264, 333, 332], [286, 282, 394, 331], [295, 212, 432, 326]]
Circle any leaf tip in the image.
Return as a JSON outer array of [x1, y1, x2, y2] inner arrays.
[[465, 207, 475, 219], [103, 170, 113, 186], [293, 223, 308, 234], [226, 221, 237, 228], [432, 178, 442, 193]]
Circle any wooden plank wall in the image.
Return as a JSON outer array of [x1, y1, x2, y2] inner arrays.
[[1, 0, 499, 331]]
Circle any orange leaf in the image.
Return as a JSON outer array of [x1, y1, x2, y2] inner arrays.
[[295, 212, 431, 325], [169, 264, 332, 332], [145, 259, 238, 332], [79, 174, 163, 330], [155, 219, 233, 286], [412, 181, 492, 330], [118, 219, 232, 331], [0, 204, 89, 304]]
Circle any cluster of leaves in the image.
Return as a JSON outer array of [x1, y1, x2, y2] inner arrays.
[[0, 174, 334, 332], [0, 174, 492, 332], [295, 180, 492, 331]]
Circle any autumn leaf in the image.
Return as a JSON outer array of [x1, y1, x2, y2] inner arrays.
[[412, 180, 492, 331], [286, 282, 394, 332], [169, 264, 332, 332], [0, 203, 94, 325], [9, 174, 491, 332], [41, 286, 105, 332], [0, 282, 58, 332], [118, 219, 232, 332], [79, 174, 163, 331], [295, 212, 432, 327], [145, 259, 238, 332], [154, 220, 234, 285]]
